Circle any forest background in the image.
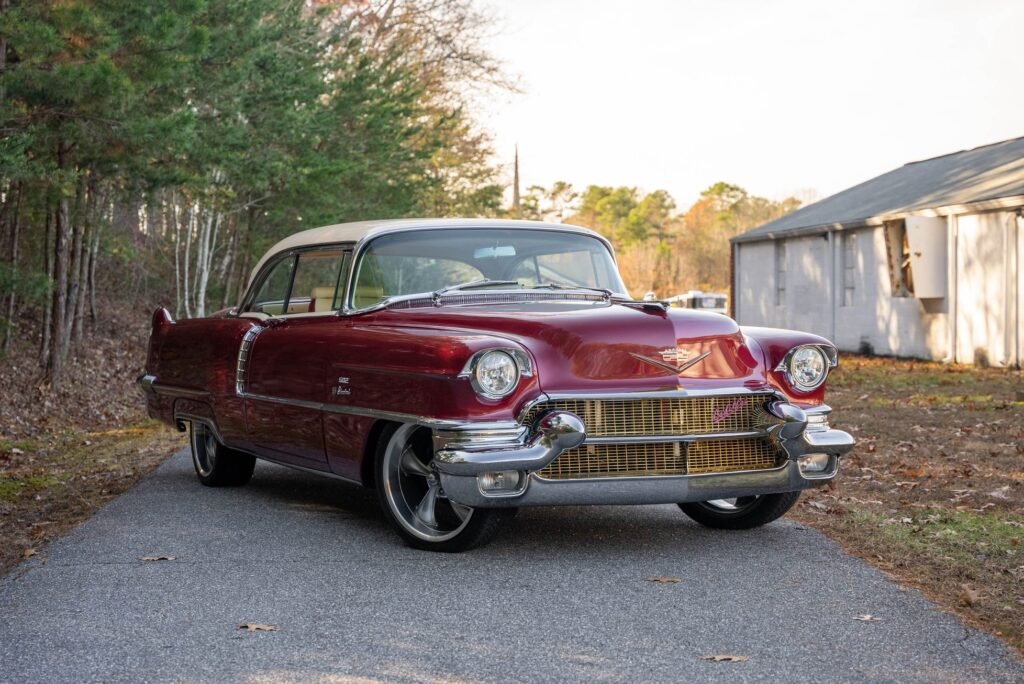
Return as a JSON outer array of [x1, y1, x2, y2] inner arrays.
[[0, 0, 801, 392]]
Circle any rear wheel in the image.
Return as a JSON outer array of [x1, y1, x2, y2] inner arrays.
[[678, 491, 801, 529], [189, 423, 255, 487], [375, 423, 507, 552]]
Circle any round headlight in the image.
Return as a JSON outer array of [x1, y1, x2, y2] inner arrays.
[[788, 346, 828, 390], [473, 350, 519, 398]]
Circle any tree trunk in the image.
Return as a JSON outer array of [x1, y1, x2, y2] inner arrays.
[[47, 145, 72, 389], [1, 181, 20, 353], [172, 198, 182, 318], [71, 180, 94, 344], [220, 219, 240, 309], [195, 210, 218, 318], [61, 179, 84, 357], [40, 210, 53, 366], [88, 225, 99, 324], [182, 201, 193, 318]]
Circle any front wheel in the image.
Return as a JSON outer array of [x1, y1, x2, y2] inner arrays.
[[375, 423, 507, 552], [189, 423, 255, 487], [678, 491, 801, 530]]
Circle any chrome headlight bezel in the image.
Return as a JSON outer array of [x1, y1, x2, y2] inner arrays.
[[460, 348, 533, 400], [775, 344, 837, 392]]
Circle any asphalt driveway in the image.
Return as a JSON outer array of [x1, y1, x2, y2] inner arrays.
[[1, 448, 1021, 683]]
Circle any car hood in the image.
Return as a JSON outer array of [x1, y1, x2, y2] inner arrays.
[[370, 301, 768, 393]]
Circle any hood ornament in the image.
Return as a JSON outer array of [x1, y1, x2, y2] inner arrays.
[[630, 349, 711, 376]]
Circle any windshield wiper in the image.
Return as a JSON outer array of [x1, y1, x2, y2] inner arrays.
[[432, 278, 521, 303], [531, 282, 613, 298]]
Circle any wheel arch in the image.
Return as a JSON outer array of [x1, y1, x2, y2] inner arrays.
[[361, 419, 399, 488]]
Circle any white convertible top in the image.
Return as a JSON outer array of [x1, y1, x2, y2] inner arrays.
[[247, 218, 608, 287]]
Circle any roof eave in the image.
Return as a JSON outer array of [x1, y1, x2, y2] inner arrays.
[[731, 193, 1024, 244]]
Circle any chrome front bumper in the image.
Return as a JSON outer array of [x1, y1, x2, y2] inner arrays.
[[433, 399, 854, 509]]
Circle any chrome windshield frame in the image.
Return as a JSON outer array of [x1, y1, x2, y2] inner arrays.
[[339, 224, 625, 316]]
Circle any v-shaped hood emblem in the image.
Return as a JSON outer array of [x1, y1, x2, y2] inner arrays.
[[629, 350, 712, 376]]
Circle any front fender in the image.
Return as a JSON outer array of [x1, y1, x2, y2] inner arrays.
[[741, 326, 837, 406]]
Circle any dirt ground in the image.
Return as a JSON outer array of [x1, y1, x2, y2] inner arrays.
[[0, 423, 184, 573], [0, 302, 185, 573], [795, 356, 1024, 651]]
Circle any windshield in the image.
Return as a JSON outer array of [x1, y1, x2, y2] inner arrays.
[[350, 228, 627, 309]]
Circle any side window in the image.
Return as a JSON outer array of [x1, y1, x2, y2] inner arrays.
[[290, 250, 347, 313], [250, 256, 295, 315], [246, 248, 349, 315]]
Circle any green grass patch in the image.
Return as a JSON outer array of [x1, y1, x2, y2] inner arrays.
[[0, 438, 42, 453], [851, 507, 1024, 567], [0, 474, 65, 502]]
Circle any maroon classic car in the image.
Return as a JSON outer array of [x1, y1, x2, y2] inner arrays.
[[140, 219, 853, 551]]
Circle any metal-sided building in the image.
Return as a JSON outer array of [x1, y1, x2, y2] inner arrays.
[[731, 136, 1024, 367]]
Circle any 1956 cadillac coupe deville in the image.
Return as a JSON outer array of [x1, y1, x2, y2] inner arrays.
[[140, 219, 854, 551]]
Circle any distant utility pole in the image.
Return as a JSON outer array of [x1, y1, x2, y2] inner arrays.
[[512, 144, 521, 218]]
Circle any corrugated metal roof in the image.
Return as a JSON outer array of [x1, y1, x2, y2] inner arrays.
[[733, 135, 1024, 243]]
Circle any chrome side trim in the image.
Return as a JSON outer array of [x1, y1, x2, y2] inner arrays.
[[255, 456, 362, 486], [241, 391, 521, 431], [433, 424, 530, 452], [236, 325, 264, 395], [148, 382, 210, 400]]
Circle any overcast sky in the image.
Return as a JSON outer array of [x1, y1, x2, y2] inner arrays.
[[480, 0, 1024, 208]]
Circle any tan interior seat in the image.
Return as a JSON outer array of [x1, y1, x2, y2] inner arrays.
[[311, 286, 336, 312]]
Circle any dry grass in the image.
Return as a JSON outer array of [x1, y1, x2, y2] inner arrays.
[[796, 356, 1024, 651]]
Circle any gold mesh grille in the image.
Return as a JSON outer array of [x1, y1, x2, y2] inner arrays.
[[537, 439, 782, 480], [686, 439, 779, 475], [522, 394, 776, 438], [540, 442, 686, 479]]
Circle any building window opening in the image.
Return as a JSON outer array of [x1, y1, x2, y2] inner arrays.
[[842, 231, 857, 306], [775, 241, 786, 306], [883, 220, 915, 297]]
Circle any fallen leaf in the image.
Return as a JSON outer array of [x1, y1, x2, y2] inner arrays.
[[140, 555, 176, 562], [645, 576, 682, 584], [958, 584, 981, 607], [987, 486, 1011, 500], [853, 614, 882, 622], [21, 548, 37, 559], [238, 623, 279, 632], [701, 655, 748, 663]]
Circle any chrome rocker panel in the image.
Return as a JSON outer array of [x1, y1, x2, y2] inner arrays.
[[434, 398, 854, 509]]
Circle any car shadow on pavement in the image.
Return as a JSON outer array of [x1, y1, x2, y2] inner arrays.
[[225, 459, 791, 558]]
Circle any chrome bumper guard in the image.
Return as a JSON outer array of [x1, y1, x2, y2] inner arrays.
[[433, 399, 854, 509]]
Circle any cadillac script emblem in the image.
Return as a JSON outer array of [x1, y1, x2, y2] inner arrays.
[[630, 348, 711, 376]]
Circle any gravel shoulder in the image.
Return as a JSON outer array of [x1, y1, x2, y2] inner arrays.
[[2, 448, 1022, 683]]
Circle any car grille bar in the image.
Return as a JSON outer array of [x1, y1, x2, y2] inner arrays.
[[521, 393, 778, 438], [524, 393, 786, 480]]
